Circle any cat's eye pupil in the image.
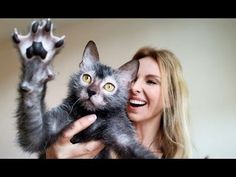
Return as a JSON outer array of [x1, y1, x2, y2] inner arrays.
[[104, 83, 115, 92], [82, 74, 92, 84]]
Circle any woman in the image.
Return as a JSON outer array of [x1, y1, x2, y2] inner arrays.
[[46, 47, 192, 158]]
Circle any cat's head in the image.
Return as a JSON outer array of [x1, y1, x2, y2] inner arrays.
[[70, 41, 139, 111]]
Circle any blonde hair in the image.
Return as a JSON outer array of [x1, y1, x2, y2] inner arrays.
[[132, 47, 191, 158]]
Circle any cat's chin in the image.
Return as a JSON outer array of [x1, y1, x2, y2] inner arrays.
[[82, 100, 98, 111]]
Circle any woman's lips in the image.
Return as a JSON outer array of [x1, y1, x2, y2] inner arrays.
[[128, 97, 147, 111]]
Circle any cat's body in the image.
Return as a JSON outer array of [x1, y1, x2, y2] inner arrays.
[[13, 19, 156, 158]]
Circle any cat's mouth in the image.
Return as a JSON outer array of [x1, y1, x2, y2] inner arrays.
[[129, 99, 147, 107], [82, 99, 97, 111], [82, 96, 106, 111], [86, 98, 95, 106]]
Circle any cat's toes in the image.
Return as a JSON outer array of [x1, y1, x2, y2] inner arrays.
[[44, 19, 51, 32], [12, 28, 20, 44], [31, 21, 40, 33], [12, 19, 65, 63], [55, 39, 64, 48], [27, 19, 64, 61]]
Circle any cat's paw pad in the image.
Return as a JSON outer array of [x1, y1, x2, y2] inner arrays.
[[12, 19, 65, 63]]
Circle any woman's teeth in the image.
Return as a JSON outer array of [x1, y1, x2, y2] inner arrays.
[[129, 99, 146, 107]]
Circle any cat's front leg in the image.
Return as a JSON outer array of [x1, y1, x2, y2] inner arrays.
[[13, 19, 65, 153]]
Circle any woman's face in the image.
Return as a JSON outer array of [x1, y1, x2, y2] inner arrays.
[[127, 57, 163, 122]]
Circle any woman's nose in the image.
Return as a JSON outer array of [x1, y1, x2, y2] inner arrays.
[[131, 80, 141, 94]]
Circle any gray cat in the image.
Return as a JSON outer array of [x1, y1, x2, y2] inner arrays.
[[13, 19, 156, 159]]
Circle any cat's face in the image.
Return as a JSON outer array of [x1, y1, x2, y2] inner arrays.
[[77, 64, 119, 111], [70, 41, 139, 111]]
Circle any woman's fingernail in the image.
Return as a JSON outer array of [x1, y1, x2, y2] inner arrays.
[[88, 114, 97, 122]]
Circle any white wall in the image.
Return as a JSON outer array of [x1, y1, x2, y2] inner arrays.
[[0, 19, 235, 158]]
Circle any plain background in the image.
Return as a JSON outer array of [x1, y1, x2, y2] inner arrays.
[[0, 19, 235, 158]]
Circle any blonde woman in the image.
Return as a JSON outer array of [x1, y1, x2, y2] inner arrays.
[[45, 47, 191, 159]]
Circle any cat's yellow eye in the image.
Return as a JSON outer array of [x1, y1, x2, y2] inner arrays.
[[82, 74, 92, 84], [103, 83, 115, 92]]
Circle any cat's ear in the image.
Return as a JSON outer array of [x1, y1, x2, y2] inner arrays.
[[117, 59, 139, 85], [80, 40, 100, 67]]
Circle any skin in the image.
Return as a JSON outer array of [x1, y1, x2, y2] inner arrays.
[[46, 57, 163, 158]]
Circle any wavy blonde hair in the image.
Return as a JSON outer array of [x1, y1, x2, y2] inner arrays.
[[132, 47, 191, 158]]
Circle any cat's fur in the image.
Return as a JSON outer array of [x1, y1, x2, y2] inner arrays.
[[13, 19, 156, 158]]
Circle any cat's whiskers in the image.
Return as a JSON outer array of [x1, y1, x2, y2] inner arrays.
[[69, 97, 81, 115]]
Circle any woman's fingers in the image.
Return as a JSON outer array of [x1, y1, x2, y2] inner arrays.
[[58, 114, 97, 145], [46, 114, 105, 159], [71, 140, 105, 159], [46, 140, 105, 159]]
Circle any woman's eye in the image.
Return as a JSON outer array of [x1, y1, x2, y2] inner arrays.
[[147, 79, 161, 85], [147, 80, 157, 85], [82, 74, 92, 84], [132, 77, 137, 83], [103, 83, 115, 92]]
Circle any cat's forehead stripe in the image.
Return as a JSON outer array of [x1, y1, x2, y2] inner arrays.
[[102, 76, 117, 85], [95, 64, 114, 79]]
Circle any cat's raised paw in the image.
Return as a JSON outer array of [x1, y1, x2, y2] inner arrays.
[[12, 19, 65, 63]]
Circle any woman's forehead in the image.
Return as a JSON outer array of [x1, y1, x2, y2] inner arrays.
[[138, 57, 161, 77]]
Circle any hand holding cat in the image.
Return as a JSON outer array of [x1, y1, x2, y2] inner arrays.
[[46, 114, 105, 159]]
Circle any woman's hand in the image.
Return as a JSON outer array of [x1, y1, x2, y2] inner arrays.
[[46, 114, 105, 159]]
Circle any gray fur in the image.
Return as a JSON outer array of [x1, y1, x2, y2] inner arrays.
[[14, 19, 157, 158]]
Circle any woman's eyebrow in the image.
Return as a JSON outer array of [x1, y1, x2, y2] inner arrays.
[[146, 74, 161, 79]]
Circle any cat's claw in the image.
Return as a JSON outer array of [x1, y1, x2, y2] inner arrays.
[[12, 19, 65, 63]]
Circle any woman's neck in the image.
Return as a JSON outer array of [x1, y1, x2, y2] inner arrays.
[[133, 114, 162, 157]]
